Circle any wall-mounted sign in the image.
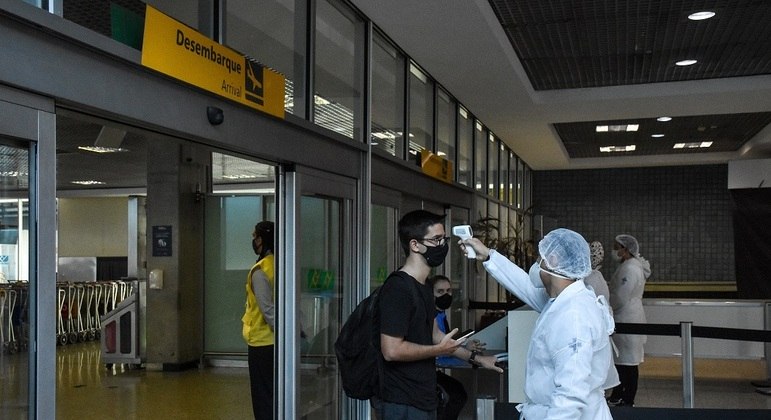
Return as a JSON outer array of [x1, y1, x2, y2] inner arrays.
[[152, 225, 172, 257], [420, 150, 453, 183], [141, 5, 285, 119]]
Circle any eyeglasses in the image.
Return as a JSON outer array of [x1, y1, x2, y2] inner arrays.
[[421, 236, 450, 246]]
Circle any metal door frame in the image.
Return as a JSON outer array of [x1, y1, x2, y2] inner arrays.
[[0, 86, 57, 419], [277, 164, 359, 419]]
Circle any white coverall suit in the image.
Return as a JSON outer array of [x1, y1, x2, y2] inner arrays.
[[484, 250, 616, 420], [609, 257, 651, 365]]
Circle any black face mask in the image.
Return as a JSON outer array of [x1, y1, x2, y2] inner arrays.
[[421, 241, 449, 267], [435, 293, 452, 310]]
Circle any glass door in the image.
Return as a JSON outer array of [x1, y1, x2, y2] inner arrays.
[[0, 94, 55, 419], [0, 142, 32, 419], [278, 166, 357, 420]]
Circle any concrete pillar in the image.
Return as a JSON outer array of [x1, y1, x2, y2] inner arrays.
[[145, 141, 207, 369]]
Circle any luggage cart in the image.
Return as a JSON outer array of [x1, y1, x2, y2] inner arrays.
[[101, 279, 144, 368], [1, 287, 18, 354], [12, 283, 28, 351], [57, 285, 67, 345]]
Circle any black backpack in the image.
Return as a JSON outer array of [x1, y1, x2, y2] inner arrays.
[[334, 283, 384, 400], [334, 271, 417, 400]]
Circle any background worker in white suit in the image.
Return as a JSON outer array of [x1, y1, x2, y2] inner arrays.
[[607, 234, 651, 407]]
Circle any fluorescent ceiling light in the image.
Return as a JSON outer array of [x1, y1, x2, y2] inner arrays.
[[600, 145, 636, 153], [78, 146, 129, 153], [688, 11, 715, 21], [596, 124, 638, 132], [676, 59, 698, 66], [673, 142, 712, 149], [651, 134, 665, 138], [657, 116, 672, 122], [71, 180, 106, 185]]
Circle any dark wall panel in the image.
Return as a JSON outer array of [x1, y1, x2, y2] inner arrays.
[[533, 165, 734, 283]]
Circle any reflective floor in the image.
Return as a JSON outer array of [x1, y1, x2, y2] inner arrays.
[[1, 341, 770, 419]]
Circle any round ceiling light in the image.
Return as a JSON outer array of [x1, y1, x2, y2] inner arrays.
[[657, 116, 672, 122], [676, 59, 698, 66], [688, 11, 716, 21]]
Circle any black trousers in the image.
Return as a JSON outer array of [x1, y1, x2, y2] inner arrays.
[[610, 364, 639, 405], [436, 370, 468, 420], [248, 344, 274, 420]]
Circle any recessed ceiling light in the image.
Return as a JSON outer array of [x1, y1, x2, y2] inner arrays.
[[596, 125, 609, 132], [651, 134, 665, 138], [600, 145, 636, 153], [676, 59, 698, 66], [688, 11, 715, 21], [657, 116, 672, 122]]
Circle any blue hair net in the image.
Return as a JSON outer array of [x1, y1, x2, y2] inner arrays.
[[615, 234, 640, 257], [538, 228, 592, 279]]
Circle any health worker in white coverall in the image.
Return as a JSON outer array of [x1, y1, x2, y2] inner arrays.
[[461, 228, 616, 420], [607, 234, 651, 407]]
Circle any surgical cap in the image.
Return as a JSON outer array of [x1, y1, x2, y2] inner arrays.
[[615, 234, 639, 257], [589, 241, 604, 270], [538, 228, 592, 279]]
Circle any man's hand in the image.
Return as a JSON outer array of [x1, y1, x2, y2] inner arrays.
[[473, 354, 504, 373], [436, 328, 464, 356]]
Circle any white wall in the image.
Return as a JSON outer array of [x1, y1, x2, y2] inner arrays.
[[58, 197, 128, 257]]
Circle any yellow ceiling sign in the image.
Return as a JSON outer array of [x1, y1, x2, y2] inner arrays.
[[420, 150, 453, 183], [141, 5, 285, 119]]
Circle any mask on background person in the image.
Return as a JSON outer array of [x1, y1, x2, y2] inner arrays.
[[529, 262, 545, 288], [611, 248, 623, 262], [421, 242, 449, 267], [435, 293, 453, 310]]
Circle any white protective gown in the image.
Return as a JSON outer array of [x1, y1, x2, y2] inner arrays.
[[609, 257, 651, 365], [484, 250, 616, 420]]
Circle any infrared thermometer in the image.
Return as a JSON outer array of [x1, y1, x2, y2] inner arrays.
[[452, 225, 476, 259]]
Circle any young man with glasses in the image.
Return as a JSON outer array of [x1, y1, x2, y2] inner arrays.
[[372, 210, 502, 419]]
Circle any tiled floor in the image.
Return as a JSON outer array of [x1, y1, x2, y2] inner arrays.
[[2, 341, 770, 419]]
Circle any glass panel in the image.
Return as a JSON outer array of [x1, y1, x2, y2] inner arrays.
[[487, 202, 499, 302], [371, 33, 405, 157], [299, 196, 341, 419], [508, 152, 517, 206], [225, 0, 307, 117], [314, 0, 365, 141], [0, 142, 30, 418], [474, 122, 486, 192], [53, 0, 209, 50], [499, 145, 508, 202], [407, 63, 434, 162], [51, 0, 148, 49], [517, 159, 524, 209], [456, 107, 473, 187], [449, 207, 470, 329], [472, 195, 487, 307], [487, 134, 498, 197], [370, 204, 397, 293], [436, 89, 456, 163]]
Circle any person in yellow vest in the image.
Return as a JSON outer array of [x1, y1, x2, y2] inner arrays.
[[242, 221, 275, 420]]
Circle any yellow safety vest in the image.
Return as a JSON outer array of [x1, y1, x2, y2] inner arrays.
[[241, 254, 275, 347]]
